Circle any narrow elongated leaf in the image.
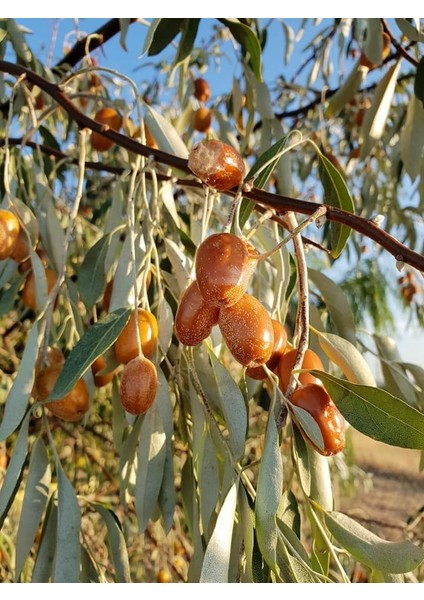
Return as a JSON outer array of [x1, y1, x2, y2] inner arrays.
[[362, 19, 383, 67], [218, 19, 262, 80], [31, 495, 57, 582], [145, 104, 189, 160], [78, 227, 123, 310], [135, 402, 167, 532], [395, 19, 424, 43], [315, 330, 376, 386], [414, 57, 424, 103], [323, 510, 424, 574], [325, 59, 368, 117], [163, 238, 191, 293], [119, 18, 131, 51], [255, 415, 283, 570], [360, 60, 402, 160], [15, 437, 51, 580], [147, 19, 183, 56], [374, 334, 417, 406], [308, 370, 424, 450], [400, 94, 424, 182], [140, 18, 161, 56], [49, 309, 130, 400], [156, 369, 176, 532], [53, 467, 81, 582], [208, 350, 247, 460], [200, 481, 238, 583], [318, 152, 354, 257], [0, 413, 30, 528], [0, 321, 41, 440], [244, 135, 290, 198], [94, 504, 131, 582], [0, 273, 23, 316], [199, 432, 220, 534], [308, 269, 356, 344], [157, 298, 173, 357], [174, 19, 200, 66]]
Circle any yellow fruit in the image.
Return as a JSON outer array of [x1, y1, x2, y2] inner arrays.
[[0, 210, 20, 260]]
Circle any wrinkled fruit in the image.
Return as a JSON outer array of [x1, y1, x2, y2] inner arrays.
[[195, 232, 256, 307], [188, 139, 245, 192], [219, 293, 274, 368], [119, 356, 158, 415], [290, 383, 345, 456]]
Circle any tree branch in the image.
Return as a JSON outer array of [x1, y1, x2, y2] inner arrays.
[[1, 60, 423, 273]]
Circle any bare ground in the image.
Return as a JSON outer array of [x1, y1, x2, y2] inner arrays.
[[338, 429, 424, 543]]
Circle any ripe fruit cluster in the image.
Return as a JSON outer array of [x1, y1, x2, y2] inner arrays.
[[193, 77, 212, 133], [175, 231, 345, 457]]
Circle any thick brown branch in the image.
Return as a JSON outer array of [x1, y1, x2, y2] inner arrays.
[[1, 60, 423, 273]]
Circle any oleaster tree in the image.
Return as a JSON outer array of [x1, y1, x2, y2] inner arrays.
[[0, 17, 424, 583]]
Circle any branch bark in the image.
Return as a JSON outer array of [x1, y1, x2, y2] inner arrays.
[[1, 60, 423, 273]]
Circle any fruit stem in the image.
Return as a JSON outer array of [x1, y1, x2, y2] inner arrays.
[[276, 212, 310, 429]]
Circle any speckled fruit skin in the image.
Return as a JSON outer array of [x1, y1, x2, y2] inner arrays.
[[195, 233, 256, 308], [35, 365, 89, 422], [115, 308, 158, 364], [188, 140, 245, 192], [175, 280, 220, 346], [218, 293, 274, 368], [193, 78, 211, 102], [119, 356, 158, 415], [246, 320, 288, 380], [276, 348, 324, 392], [0, 210, 20, 260], [22, 268, 57, 310], [290, 383, 345, 456], [91, 107, 122, 152]]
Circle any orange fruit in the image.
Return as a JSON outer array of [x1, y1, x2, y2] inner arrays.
[[195, 233, 256, 308], [246, 320, 288, 380], [22, 268, 57, 310], [188, 140, 245, 192], [0, 209, 20, 260], [35, 365, 89, 422], [276, 348, 324, 393], [218, 293, 274, 368], [193, 78, 211, 102], [114, 308, 158, 364], [91, 355, 117, 387], [193, 107, 212, 132], [119, 356, 157, 415], [91, 107, 122, 152], [290, 383, 345, 456], [175, 280, 220, 346]]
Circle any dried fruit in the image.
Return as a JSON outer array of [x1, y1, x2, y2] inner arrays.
[[188, 139, 245, 191], [219, 293, 274, 368], [119, 355, 157, 415], [290, 383, 345, 456], [195, 232, 256, 307], [175, 280, 220, 346]]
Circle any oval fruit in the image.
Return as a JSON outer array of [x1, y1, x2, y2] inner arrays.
[[91, 355, 117, 387], [0, 210, 20, 261], [219, 293, 274, 368], [22, 268, 57, 310], [91, 107, 122, 152], [119, 356, 157, 415], [195, 233, 256, 308], [35, 347, 64, 377], [276, 348, 324, 392], [10, 228, 30, 263], [188, 139, 245, 192], [175, 280, 220, 346], [246, 320, 288, 380], [193, 77, 211, 102], [193, 107, 212, 132], [290, 383, 345, 456], [35, 365, 89, 422], [115, 308, 158, 364], [18, 248, 47, 274]]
